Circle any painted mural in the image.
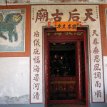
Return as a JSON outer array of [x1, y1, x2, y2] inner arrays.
[[0, 0, 106, 4], [0, 9, 25, 52], [31, 5, 104, 103]]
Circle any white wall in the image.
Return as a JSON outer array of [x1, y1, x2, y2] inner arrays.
[[0, 57, 30, 104], [104, 56, 107, 102]]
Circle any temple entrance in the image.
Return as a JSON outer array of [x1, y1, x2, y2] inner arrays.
[[44, 27, 88, 107]]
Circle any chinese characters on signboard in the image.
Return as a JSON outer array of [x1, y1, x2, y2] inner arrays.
[[31, 30, 43, 103], [33, 8, 96, 23], [91, 30, 104, 102], [49, 21, 81, 31], [31, 5, 104, 103]]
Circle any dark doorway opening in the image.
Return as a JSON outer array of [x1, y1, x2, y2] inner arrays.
[[50, 42, 77, 100], [44, 27, 88, 107]]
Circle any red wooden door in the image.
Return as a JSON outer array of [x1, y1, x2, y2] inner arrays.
[[44, 28, 88, 107]]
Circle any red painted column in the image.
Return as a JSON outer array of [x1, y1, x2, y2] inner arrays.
[[76, 41, 82, 101]]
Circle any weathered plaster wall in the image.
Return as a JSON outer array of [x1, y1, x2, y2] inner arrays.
[[0, 57, 30, 104], [0, 4, 106, 107]]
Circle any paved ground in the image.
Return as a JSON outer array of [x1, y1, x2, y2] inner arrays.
[[48, 104, 86, 107]]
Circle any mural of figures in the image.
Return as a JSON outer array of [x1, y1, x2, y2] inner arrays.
[[89, 0, 104, 2], [0, 0, 106, 4], [0, 9, 25, 52], [6, 0, 30, 3]]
